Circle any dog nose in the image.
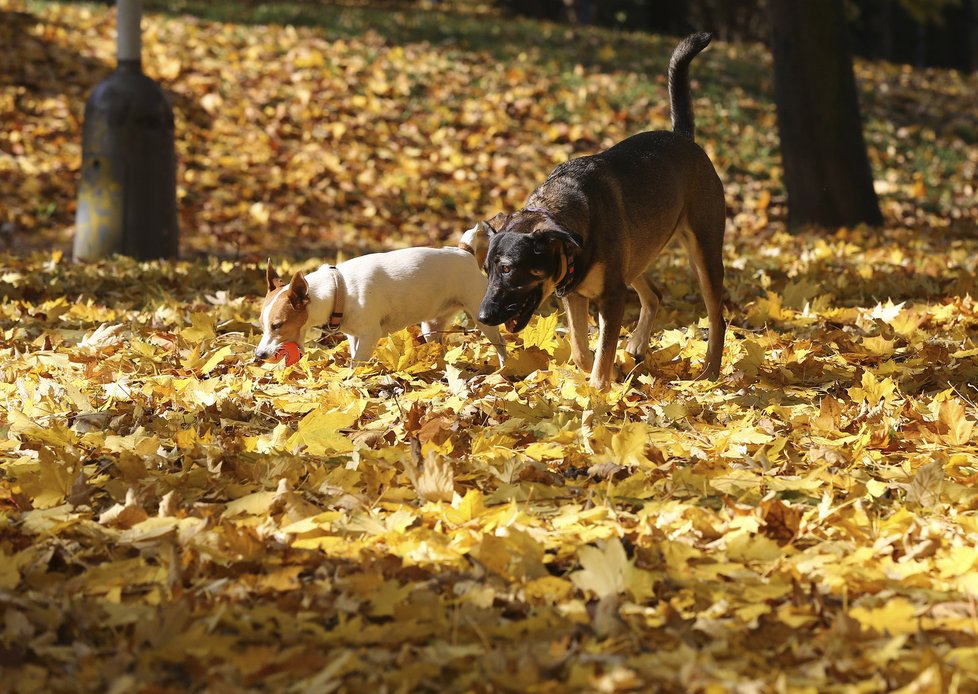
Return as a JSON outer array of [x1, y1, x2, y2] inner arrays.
[[478, 308, 497, 325], [255, 348, 269, 360]]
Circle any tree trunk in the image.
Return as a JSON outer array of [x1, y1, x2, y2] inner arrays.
[[768, 0, 883, 229]]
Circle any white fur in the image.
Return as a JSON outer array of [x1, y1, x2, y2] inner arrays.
[[260, 247, 506, 367]]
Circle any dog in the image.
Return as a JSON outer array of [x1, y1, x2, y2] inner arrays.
[[476, 32, 725, 390], [257, 247, 507, 367]]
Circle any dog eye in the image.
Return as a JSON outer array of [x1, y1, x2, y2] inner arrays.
[[500, 264, 512, 274], [271, 322, 283, 331]]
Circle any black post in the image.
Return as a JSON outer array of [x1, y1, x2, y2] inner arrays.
[[74, 0, 178, 260]]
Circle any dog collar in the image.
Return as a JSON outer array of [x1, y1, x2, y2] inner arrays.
[[327, 266, 344, 330], [554, 249, 577, 298]]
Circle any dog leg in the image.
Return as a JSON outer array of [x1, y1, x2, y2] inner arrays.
[[682, 222, 726, 381], [626, 275, 663, 359], [350, 331, 381, 363], [590, 290, 626, 390], [421, 317, 448, 344], [462, 289, 507, 367], [476, 321, 507, 368], [562, 294, 594, 372]]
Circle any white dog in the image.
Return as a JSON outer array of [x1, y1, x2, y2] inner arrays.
[[257, 247, 506, 366]]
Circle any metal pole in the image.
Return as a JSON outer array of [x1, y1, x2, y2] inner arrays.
[[117, 0, 141, 64], [74, 0, 179, 261]]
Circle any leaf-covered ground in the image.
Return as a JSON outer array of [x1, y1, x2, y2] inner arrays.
[[2, 1, 978, 692]]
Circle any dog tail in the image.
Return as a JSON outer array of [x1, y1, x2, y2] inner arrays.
[[668, 32, 711, 141]]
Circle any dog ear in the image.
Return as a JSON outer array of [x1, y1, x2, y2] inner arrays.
[[266, 258, 285, 292], [472, 221, 495, 268], [288, 271, 309, 308], [485, 212, 509, 234], [533, 228, 582, 253]]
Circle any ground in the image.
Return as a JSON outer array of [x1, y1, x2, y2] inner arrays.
[[1, 1, 978, 692]]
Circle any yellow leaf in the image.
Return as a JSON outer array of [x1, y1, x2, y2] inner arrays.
[[368, 580, 413, 617], [200, 92, 224, 115], [570, 539, 629, 598], [910, 173, 927, 200], [524, 575, 574, 604], [200, 345, 234, 374], [939, 399, 974, 446], [849, 597, 918, 636], [406, 449, 455, 504], [224, 491, 277, 517], [521, 312, 559, 354], [733, 339, 765, 379], [866, 479, 890, 498], [906, 459, 944, 507], [287, 404, 363, 455], [936, 546, 978, 578], [607, 422, 652, 468], [99, 488, 149, 529], [746, 292, 786, 325], [474, 529, 546, 582], [182, 312, 216, 342], [523, 441, 566, 461], [781, 279, 820, 310], [293, 49, 326, 69], [724, 533, 784, 563], [503, 346, 551, 378], [156, 56, 181, 80], [756, 188, 771, 212], [726, 426, 775, 446], [776, 604, 817, 628], [861, 335, 895, 357], [444, 489, 486, 525], [848, 371, 898, 407], [868, 299, 905, 322]]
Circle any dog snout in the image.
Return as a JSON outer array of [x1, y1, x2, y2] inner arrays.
[[478, 298, 502, 325], [255, 347, 272, 360]]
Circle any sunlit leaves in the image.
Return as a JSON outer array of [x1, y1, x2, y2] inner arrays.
[[2, 0, 978, 691]]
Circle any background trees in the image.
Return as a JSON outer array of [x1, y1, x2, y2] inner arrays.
[[768, 0, 883, 228], [499, 0, 978, 73], [501, 0, 965, 229]]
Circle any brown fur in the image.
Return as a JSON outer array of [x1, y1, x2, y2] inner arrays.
[[261, 261, 309, 348], [477, 33, 725, 389]]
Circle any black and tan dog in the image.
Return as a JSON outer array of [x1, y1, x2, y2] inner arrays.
[[477, 32, 725, 389]]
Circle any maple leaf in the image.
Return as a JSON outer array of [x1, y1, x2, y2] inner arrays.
[[570, 539, 653, 601], [405, 437, 456, 504], [77, 322, 127, 352], [904, 459, 944, 508], [99, 488, 149, 529]]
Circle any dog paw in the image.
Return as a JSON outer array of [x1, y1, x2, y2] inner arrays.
[[573, 351, 595, 372], [693, 365, 722, 381], [624, 343, 647, 361], [624, 331, 650, 358]]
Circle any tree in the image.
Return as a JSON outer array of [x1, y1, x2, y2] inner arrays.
[[768, 0, 884, 229]]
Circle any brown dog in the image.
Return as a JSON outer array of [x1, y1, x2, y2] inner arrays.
[[477, 32, 725, 389]]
